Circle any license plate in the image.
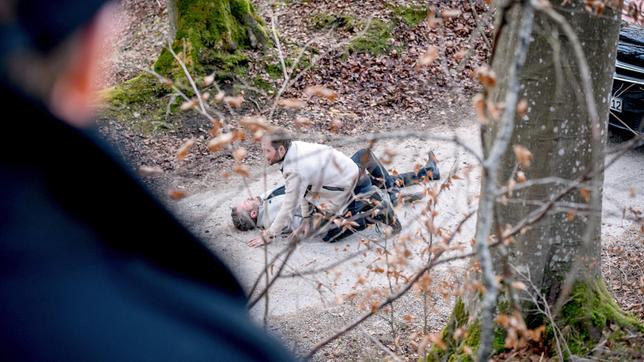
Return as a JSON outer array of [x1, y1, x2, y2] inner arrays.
[[610, 96, 622, 112]]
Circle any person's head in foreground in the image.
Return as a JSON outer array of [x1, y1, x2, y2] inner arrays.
[[0, 1, 294, 360], [231, 196, 261, 230], [0, 0, 117, 126]]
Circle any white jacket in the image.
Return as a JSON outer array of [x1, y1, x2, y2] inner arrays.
[[256, 187, 302, 233], [267, 141, 359, 236]]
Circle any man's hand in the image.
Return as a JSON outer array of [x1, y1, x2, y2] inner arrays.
[[247, 233, 272, 248]]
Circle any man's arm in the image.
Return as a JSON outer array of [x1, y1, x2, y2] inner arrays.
[[268, 169, 303, 235], [248, 170, 303, 247]]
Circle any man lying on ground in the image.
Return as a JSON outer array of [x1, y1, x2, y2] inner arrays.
[[233, 142, 440, 245]]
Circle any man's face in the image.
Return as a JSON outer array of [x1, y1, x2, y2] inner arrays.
[[236, 197, 261, 219], [261, 138, 284, 165]]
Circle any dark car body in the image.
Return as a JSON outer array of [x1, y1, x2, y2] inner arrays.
[[610, 24, 644, 133]]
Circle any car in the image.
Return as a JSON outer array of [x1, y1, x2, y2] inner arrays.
[[610, 22, 644, 134]]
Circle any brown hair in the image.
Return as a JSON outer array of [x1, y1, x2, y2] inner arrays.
[[231, 207, 257, 231], [268, 128, 292, 153]]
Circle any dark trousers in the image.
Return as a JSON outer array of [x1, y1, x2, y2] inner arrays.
[[351, 148, 439, 206], [321, 173, 374, 242], [351, 148, 439, 190], [318, 148, 440, 242]]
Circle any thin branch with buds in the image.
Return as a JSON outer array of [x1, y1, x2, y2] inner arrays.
[[474, 3, 534, 360]]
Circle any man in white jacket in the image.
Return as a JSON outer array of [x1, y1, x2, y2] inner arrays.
[[248, 131, 363, 247]]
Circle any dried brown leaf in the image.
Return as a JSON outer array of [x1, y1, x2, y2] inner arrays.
[[579, 188, 591, 203], [232, 147, 247, 162], [304, 85, 337, 101], [496, 313, 510, 327], [429, 334, 446, 350], [207, 133, 234, 152], [176, 139, 195, 161], [224, 95, 244, 108], [476, 65, 497, 89], [239, 116, 271, 132], [294, 116, 314, 129], [513, 145, 533, 168], [168, 189, 187, 201], [330, 119, 343, 133], [473, 94, 488, 124], [277, 98, 306, 109], [203, 74, 214, 87], [231, 129, 246, 142], [517, 99, 528, 117], [426, 8, 441, 28], [233, 164, 250, 178], [180, 99, 197, 111], [139, 165, 163, 177], [441, 9, 462, 18], [416, 46, 439, 68], [208, 119, 222, 137]]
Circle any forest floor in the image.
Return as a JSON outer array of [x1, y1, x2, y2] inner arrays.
[[97, 0, 643, 360]]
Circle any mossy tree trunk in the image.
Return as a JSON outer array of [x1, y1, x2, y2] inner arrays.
[[430, 1, 642, 360], [104, 0, 266, 125], [156, 0, 267, 80]]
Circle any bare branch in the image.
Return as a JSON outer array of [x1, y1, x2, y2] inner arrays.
[[166, 41, 213, 121], [475, 3, 534, 360]]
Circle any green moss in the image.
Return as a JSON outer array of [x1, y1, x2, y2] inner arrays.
[[102, 73, 168, 106], [207, 52, 249, 80], [100, 74, 177, 134], [265, 62, 282, 78], [348, 19, 393, 55], [229, 0, 251, 16], [427, 280, 643, 361], [559, 279, 644, 356], [253, 77, 273, 92], [462, 321, 480, 349], [264, 50, 312, 80], [392, 5, 428, 27], [311, 13, 356, 31], [427, 298, 493, 362], [284, 51, 312, 73], [154, 0, 264, 79]]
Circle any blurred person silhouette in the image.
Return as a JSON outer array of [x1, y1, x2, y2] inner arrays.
[[0, 0, 293, 360]]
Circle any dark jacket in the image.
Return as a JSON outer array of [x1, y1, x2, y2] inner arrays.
[[0, 85, 293, 361]]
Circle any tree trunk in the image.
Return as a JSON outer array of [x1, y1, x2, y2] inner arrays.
[[155, 0, 267, 79], [429, 1, 642, 360], [104, 0, 266, 126], [483, 0, 618, 301]]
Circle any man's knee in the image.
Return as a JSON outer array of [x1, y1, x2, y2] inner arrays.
[[351, 148, 369, 165]]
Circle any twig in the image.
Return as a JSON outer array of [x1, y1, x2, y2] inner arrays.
[[359, 327, 404, 362], [269, 11, 289, 82], [248, 242, 298, 308], [304, 209, 476, 358], [166, 41, 213, 121], [475, 3, 534, 361]]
